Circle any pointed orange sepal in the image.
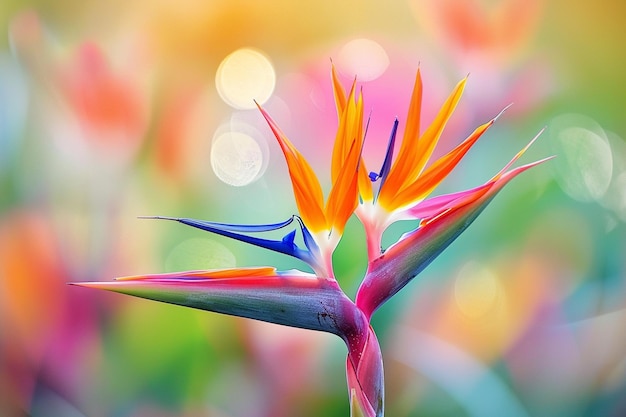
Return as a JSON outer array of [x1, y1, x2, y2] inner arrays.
[[257, 103, 327, 232], [331, 81, 360, 182], [327, 80, 366, 231], [379, 76, 466, 209], [115, 266, 278, 281], [326, 139, 360, 234], [389, 116, 494, 210], [331, 62, 348, 119]]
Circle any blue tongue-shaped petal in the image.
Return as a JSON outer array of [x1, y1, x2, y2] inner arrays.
[[369, 118, 399, 197], [139, 215, 315, 264]]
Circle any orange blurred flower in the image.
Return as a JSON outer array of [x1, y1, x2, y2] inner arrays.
[[411, 0, 543, 65], [59, 42, 148, 148], [0, 211, 67, 413]]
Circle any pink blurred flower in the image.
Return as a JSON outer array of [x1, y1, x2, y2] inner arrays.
[[0, 210, 105, 415]]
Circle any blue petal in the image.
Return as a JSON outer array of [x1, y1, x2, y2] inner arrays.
[[142, 216, 296, 232], [369, 118, 399, 192], [295, 216, 319, 254], [140, 216, 313, 262], [282, 229, 297, 246]]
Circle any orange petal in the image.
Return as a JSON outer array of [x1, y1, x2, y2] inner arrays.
[[332, 85, 372, 205], [116, 267, 278, 281], [398, 68, 424, 168], [353, 94, 374, 201], [390, 116, 495, 210], [380, 76, 466, 208], [331, 81, 359, 183], [326, 139, 360, 234], [331, 62, 348, 119], [353, 93, 373, 202], [328, 87, 365, 233], [358, 158, 373, 203], [408, 77, 466, 179], [330, 67, 372, 203], [257, 104, 327, 232], [377, 69, 422, 202]]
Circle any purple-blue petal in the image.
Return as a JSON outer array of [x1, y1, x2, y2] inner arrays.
[[141, 216, 312, 262], [369, 119, 399, 198]]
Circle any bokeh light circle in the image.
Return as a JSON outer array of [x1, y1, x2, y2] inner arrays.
[[454, 262, 501, 320], [549, 114, 613, 202], [336, 38, 390, 81], [210, 126, 268, 186], [0, 54, 28, 170], [165, 238, 236, 272], [215, 48, 276, 109], [599, 132, 626, 223]]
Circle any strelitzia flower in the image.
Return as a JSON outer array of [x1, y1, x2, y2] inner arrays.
[[73, 64, 550, 416]]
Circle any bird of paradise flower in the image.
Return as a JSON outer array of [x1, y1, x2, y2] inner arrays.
[[73, 65, 551, 416]]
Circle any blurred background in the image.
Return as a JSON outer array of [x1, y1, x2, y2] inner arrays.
[[1, 0, 625, 416]]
